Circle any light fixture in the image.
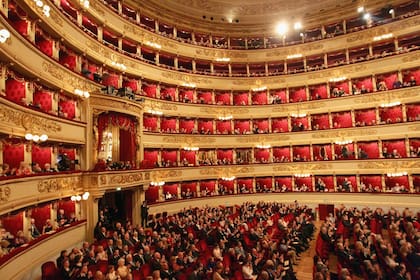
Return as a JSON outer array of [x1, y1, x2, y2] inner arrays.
[[357, 6, 365, 13], [74, 89, 90, 98], [252, 86, 267, 92], [373, 33, 393, 41], [25, 133, 48, 142], [80, 0, 89, 8], [275, 22, 288, 36], [294, 22, 302, 30], [334, 139, 353, 145], [183, 147, 199, 151], [71, 192, 89, 202], [387, 171, 407, 177], [363, 13, 371, 21], [286, 54, 303, 59], [111, 61, 127, 71], [218, 115, 233, 121], [182, 82, 196, 88], [329, 77, 347, 82], [389, 8, 394, 15], [32, 0, 50, 17], [294, 173, 311, 178], [256, 144, 271, 149], [144, 41, 161, 49], [116, 187, 122, 191], [0, 29, 10, 43], [380, 101, 400, 108], [215, 57, 230, 62], [221, 176, 235, 181], [291, 113, 307, 118], [148, 109, 163, 115], [150, 181, 165, 186]]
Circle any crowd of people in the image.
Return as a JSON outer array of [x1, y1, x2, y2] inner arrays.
[[315, 205, 419, 280], [47, 201, 315, 279], [0, 157, 72, 177]]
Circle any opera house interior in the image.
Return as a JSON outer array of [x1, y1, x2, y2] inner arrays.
[[0, 0, 419, 279]]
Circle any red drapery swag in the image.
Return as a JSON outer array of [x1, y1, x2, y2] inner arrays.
[[97, 112, 137, 162]]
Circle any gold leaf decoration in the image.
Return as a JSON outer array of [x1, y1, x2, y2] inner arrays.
[[0, 186, 11, 203]]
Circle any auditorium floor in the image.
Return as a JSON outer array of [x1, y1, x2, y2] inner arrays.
[[295, 221, 321, 280]]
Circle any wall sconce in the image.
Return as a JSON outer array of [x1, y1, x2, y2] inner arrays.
[[25, 133, 48, 142], [74, 89, 90, 98], [291, 113, 307, 118], [183, 147, 199, 151], [387, 171, 408, 177], [334, 139, 353, 145], [32, 0, 51, 17], [79, 0, 89, 9], [150, 181, 165, 186], [71, 192, 90, 201], [294, 173, 311, 178], [0, 29, 10, 43], [218, 115, 233, 120], [148, 109, 163, 116], [256, 144, 271, 149], [111, 61, 127, 71], [221, 176, 235, 181]]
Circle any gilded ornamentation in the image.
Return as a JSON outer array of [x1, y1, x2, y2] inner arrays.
[[199, 166, 254, 176], [0, 104, 62, 133], [90, 96, 143, 115], [38, 177, 81, 193], [0, 186, 11, 203], [109, 173, 144, 185], [272, 163, 332, 172], [123, 25, 178, 49], [150, 170, 182, 181], [402, 52, 420, 63], [357, 160, 419, 170], [194, 49, 247, 59], [408, 125, 420, 131], [162, 136, 216, 144], [312, 129, 376, 139], [236, 135, 290, 143], [160, 72, 211, 85], [146, 100, 178, 111], [199, 107, 249, 115], [89, 0, 105, 16], [99, 175, 107, 185]]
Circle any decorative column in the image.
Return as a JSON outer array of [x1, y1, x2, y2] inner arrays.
[[174, 57, 179, 70], [0, 142, 3, 165], [81, 183, 103, 242], [324, 54, 328, 68], [131, 187, 145, 225], [309, 144, 314, 161], [345, 49, 350, 64], [378, 139, 383, 158], [97, 26, 103, 43], [333, 175, 337, 192], [350, 110, 355, 127], [375, 107, 380, 125], [402, 104, 407, 122], [356, 174, 361, 192]]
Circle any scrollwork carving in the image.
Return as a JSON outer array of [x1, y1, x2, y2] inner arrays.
[[37, 177, 81, 193], [0, 186, 11, 203], [109, 173, 143, 185], [162, 136, 215, 144]]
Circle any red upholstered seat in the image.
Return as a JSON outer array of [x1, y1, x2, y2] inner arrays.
[[41, 261, 60, 280]]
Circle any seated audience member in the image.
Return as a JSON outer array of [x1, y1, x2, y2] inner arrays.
[[29, 218, 41, 239], [15, 162, 32, 176], [57, 209, 68, 226], [377, 81, 388, 91], [42, 219, 54, 234], [32, 163, 43, 173], [43, 163, 57, 172], [14, 230, 28, 247]]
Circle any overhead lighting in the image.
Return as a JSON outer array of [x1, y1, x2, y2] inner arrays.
[[221, 176, 235, 181], [387, 171, 407, 177], [357, 6, 365, 13], [294, 173, 311, 178], [32, 0, 50, 17], [291, 113, 307, 118], [111, 61, 127, 71], [373, 33, 393, 41], [150, 181, 165, 186], [0, 29, 10, 43], [286, 54, 303, 59], [294, 22, 302, 30], [335, 140, 353, 145], [256, 144, 271, 149], [71, 192, 90, 201], [215, 57, 230, 62], [218, 115, 233, 120], [80, 0, 89, 8], [389, 8, 394, 15], [275, 22, 288, 36], [145, 41, 161, 49], [252, 86, 267, 92], [380, 101, 400, 108], [183, 147, 199, 151], [363, 13, 371, 21], [329, 77, 347, 82], [148, 109, 163, 115], [82, 192, 90, 200], [116, 187, 122, 191], [25, 133, 48, 142], [182, 82, 196, 88], [74, 89, 90, 98]]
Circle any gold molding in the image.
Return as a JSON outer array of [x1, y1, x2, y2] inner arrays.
[[162, 135, 216, 144], [272, 163, 333, 172], [311, 129, 377, 139], [37, 177, 81, 193], [90, 95, 144, 115], [0, 104, 62, 133], [357, 160, 419, 170], [199, 166, 255, 176], [109, 173, 144, 185], [0, 186, 11, 204]]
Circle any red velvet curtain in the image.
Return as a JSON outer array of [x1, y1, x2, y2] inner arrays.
[[30, 204, 51, 232], [1, 212, 23, 236], [97, 112, 137, 162]]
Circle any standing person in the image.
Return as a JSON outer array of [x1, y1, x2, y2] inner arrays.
[[141, 200, 149, 227]]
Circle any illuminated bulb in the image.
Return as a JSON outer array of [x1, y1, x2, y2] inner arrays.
[[71, 195, 76, 201], [40, 134, 48, 141], [32, 135, 40, 142], [25, 133, 33, 140], [357, 6, 364, 13], [275, 22, 288, 36], [389, 9, 394, 14], [0, 29, 10, 43], [82, 192, 90, 200], [363, 13, 371, 20], [294, 22, 302, 30], [36, 0, 43, 7]]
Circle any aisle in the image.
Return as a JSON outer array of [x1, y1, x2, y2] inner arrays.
[[294, 221, 321, 280]]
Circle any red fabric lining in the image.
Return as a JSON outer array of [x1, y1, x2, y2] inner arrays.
[[216, 120, 232, 134], [233, 92, 249, 105], [30, 204, 51, 232], [145, 186, 159, 203], [143, 149, 158, 164], [315, 176, 334, 191], [332, 112, 352, 128], [6, 78, 26, 104], [289, 87, 306, 102], [197, 92, 212, 104], [293, 146, 310, 161], [234, 120, 250, 133], [1, 212, 23, 236], [313, 144, 332, 161], [312, 114, 330, 130], [142, 84, 157, 98], [310, 84, 328, 100], [295, 177, 313, 191], [31, 145, 52, 168], [358, 141, 380, 159], [252, 92, 268, 105], [272, 118, 288, 133], [355, 109, 376, 126], [215, 92, 230, 105], [3, 143, 24, 169], [179, 119, 195, 133], [33, 91, 53, 113], [197, 119, 213, 134], [273, 147, 290, 161]]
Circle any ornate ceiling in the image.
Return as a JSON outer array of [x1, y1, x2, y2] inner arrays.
[[129, 0, 403, 34]]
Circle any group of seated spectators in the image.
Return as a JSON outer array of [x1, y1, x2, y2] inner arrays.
[[93, 159, 135, 171], [0, 157, 72, 177], [49, 201, 315, 280], [315, 205, 419, 280], [0, 208, 76, 258]]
